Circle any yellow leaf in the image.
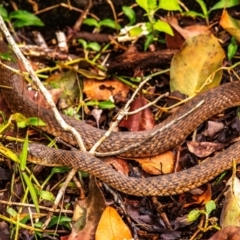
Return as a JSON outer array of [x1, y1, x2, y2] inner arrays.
[[96, 206, 132, 240], [220, 9, 240, 43], [170, 34, 225, 96]]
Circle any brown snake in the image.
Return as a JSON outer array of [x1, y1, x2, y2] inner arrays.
[[1, 41, 240, 196]]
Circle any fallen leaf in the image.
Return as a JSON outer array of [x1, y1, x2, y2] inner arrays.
[[220, 9, 240, 43], [83, 79, 129, 102], [187, 141, 226, 158], [209, 226, 240, 240], [119, 95, 155, 131], [170, 34, 225, 96], [46, 70, 80, 109], [184, 184, 212, 207], [220, 173, 240, 228], [95, 206, 132, 240], [203, 121, 225, 138], [68, 177, 106, 240], [134, 151, 174, 175], [104, 157, 130, 176], [166, 16, 211, 40]]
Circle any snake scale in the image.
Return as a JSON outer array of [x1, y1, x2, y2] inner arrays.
[[1, 41, 240, 196]]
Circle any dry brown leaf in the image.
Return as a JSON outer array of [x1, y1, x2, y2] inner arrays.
[[83, 79, 129, 102], [96, 206, 132, 240], [104, 157, 130, 176], [68, 177, 106, 240], [203, 121, 225, 138], [166, 16, 211, 40], [119, 95, 155, 131], [209, 226, 240, 240], [134, 151, 174, 175], [187, 141, 226, 158], [184, 184, 212, 207]]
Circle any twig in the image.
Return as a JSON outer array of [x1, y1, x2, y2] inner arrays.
[[89, 76, 153, 153]]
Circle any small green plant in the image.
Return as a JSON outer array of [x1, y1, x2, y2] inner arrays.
[[0, 5, 44, 28], [83, 17, 120, 32], [188, 200, 220, 236], [183, 0, 239, 25], [135, 0, 181, 50]]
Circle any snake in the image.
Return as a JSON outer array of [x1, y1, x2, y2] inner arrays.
[[1, 41, 240, 196]]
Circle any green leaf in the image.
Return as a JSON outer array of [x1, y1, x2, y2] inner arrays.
[[98, 100, 116, 109], [0, 5, 9, 21], [153, 20, 173, 35], [0, 52, 15, 61], [19, 133, 28, 171], [183, 11, 206, 19], [158, 0, 182, 11], [87, 42, 101, 51], [38, 190, 55, 202], [209, 0, 239, 12], [22, 172, 40, 213], [144, 33, 154, 51], [122, 6, 136, 25], [48, 215, 71, 229], [129, 26, 143, 37], [7, 207, 17, 217], [196, 0, 208, 16], [188, 209, 201, 222], [83, 18, 99, 28], [228, 37, 238, 60], [51, 166, 70, 174], [205, 200, 216, 215], [99, 19, 121, 30], [12, 113, 29, 128], [10, 10, 44, 27], [78, 39, 88, 49], [28, 117, 46, 127], [136, 0, 157, 12]]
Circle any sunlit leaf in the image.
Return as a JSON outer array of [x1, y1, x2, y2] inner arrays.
[[96, 206, 132, 240], [122, 6, 136, 25], [153, 20, 173, 35], [83, 18, 99, 28], [10, 10, 44, 27], [159, 0, 182, 11], [0, 5, 9, 21], [209, 0, 239, 12], [99, 19, 121, 30]]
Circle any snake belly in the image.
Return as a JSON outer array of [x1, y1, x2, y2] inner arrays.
[[1, 41, 240, 196]]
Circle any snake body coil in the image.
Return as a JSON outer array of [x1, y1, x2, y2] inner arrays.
[[1, 41, 240, 196]]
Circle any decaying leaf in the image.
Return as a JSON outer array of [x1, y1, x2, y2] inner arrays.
[[45, 70, 80, 109], [209, 226, 240, 240], [119, 95, 155, 131], [83, 79, 129, 102], [95, 206, 132, 240], [220, 9, 240, 43], [166, 16, 211, 40], [68, 177, 106, 240], [187, 141, 226, 158], [184, 184, 212, 207], [220, 172, 240, 228], [134, 151, 174, 175], [170, 34, 225, 96], [203, 121, 225, 138]]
